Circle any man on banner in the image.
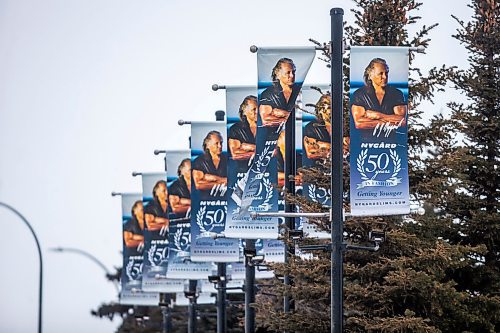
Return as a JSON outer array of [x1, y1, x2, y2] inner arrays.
[[123, 200, 145, 257], [259, 58, 301, 128], [192, 130, 228, 199], [168, 158, 191, 216], [120, 193, 160, 305], [190, 123, 239, 262], [300, 91, 332, 233], [349, 48, 410, 217], [351, 58, 407, 131], [236, 58, 301, 211], [303, 94, 332, 160], [144, 180, 170, 236], [228, 95, 258, 171], [224, 48, 315, 239]]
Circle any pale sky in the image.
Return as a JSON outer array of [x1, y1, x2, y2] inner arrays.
[[0, 1, 471, 332]]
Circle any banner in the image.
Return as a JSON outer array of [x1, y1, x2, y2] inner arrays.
[[190, 121, 239, 262], [199, 279, 217, 294], [174, 293, 191, 307], [228, 262, 245, 280], [174, 293, 216, 306], [225, 47, 316, 239], [166, 150, 214, 279], [262, 239, 285, 263], [226, 280, 245, 294], [120, 291, 160, 306], [249, 239, 275, 279], [140, 172, 184, 292], [349, 46, 410, 216], [228, 260, 274, 280], [173, 281, 216, 306], [225, 86, 260, 237], [300, 84, 331, 238], [119, 193, 159, 305], [197, 293, 217, 304]]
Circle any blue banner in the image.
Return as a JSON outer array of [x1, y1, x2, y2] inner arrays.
[[225, 47, 316, 239], [190, 121, 240, 262], [300, 85, 331, 239], [165, 150, 214, 279], [224, 86, 262, 238], [141, 172, 185, 292], [119, 193, 160, 305], [349, 46, 410, 216]]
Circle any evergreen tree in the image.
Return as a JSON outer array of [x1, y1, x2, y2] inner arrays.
[[447, 0, 499, 295], [256, 0, 500, 332], [416, 0, 500, 330]]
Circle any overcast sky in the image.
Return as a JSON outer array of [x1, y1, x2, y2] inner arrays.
[[0, 0, 472, 332]]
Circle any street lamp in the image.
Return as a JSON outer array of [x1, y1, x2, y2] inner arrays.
[[49, 247, 119, 295], [0, 202, 43, 333]]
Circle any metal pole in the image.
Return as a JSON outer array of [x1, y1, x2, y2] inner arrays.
[[188, 280, 198, 333], [50, 247, 119, 295], [284, 102, 296, 318], [160, 293, 172, 333], [217, 263, 227, 333], [155, 150, 173, 333], [161, 306, 171, 333], [0, 202, 43, 333], [245, 239, 256, 333], [330, 8, 344, 333], [215, 109, 227, 333]]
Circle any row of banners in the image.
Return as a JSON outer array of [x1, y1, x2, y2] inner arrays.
[[118, 46, 410, 305]]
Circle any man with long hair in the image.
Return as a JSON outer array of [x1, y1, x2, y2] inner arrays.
[[192, 131, 228, 198], [351, 58, 407, 130], [259, 58, 301, 127], [168, 158, 191, 216]]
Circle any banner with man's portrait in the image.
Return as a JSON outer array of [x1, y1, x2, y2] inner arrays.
[[224, 86, 262, 238], [140, 172, 184, 292], [165, 150, 215, 279], [349, 46, 410, 216], [190, 121, 239, 262], [299, 84, 332, 239], [225, 47, 316, 239], [119, 193, 160, 305]]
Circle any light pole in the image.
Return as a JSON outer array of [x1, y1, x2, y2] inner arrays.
[[0, 202, 43, 333], [49, 247, 120, 295], [330, 8, 344, 333]]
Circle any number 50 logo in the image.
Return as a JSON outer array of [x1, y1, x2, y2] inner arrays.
[[357, 149, 400, 181]]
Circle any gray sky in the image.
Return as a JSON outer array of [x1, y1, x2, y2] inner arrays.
[[0, 0, 472, 332]]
